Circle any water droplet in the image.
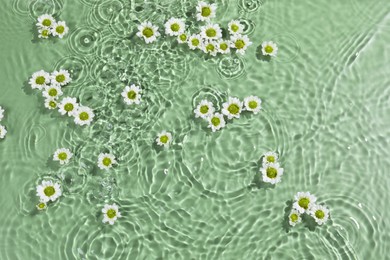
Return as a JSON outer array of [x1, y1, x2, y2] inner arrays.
[[164, 169, 168, 175]]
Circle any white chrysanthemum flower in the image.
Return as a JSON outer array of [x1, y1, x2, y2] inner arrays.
[[156, 131, 172, 147], [194, 100, 215, 119], [221, 97, 243, 119], [42, 85, 63, 99], [244, 95, 262, 114], [293, 192, 317, 214], [309, 204, 330, 225], [288, 209, 302, 227], [228, 20, 244, 35], [0, 106, 4, 121], [102, 204, 121, 225], [177, 33, 189, 44], [217, 39, 231, 54], [44, 98, 58, 110], [262, 151, 278, 165], [97, 153, 117, 170], [121, 84, 142, 105], [136, 21, 160, 44], [200, 23, 222, 40], [58, 97, 79, 116], [51, 69, 71, 86], [0, 125, 7, 139], [260, 162, 284, 185], [231, 34, 252, 55], [29, 70, 51, 90], [202, 41, 218, 56], [38, 28, 51, 39], [73, 106, 95, 126], [36, 180, 62, 203], [261, 41, 278, 57], [207, 113, 226, 132], [164, 18, 185, 36], [53, 148, 73, 165], [36, 201, 47, 211], [51, 21, 69, 38], [188, 34, 203, 50], [196, 1, 217, 22], [36, 14, 56, 28]]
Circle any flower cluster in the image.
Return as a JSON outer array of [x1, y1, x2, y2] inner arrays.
[[28, 69, 95, 126], [36, 14, 69, 39], [0, 106, 7, 140], [194, 95, 262, 132], [260, 151, 284, 185], [288, 192, 330, 227], [36, 180, 62, 211]]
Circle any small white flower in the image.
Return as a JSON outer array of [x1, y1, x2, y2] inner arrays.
[[194, 100, 215, 119], [36, 180, 62, 203], [58, 97, 79, 116], [262, 151, 278, 165], [0, 106, 4, 121], [177, 33, 189, 44], [121, 84, 142, 105], [36, 201, 47, 211], [44, 98, 58, 110], [261, 41, 278, 57], [231, 34, 252, 55], [164, 18, 185, 36], [217, 39, 231, 54], [136, 21, 160, 44], [200, 23, 222, 40], [42, 85, 63, 99], [260, 162, 284, 185], [102, 203, 121, 225], [53, 148, 73, 165], [51, 21, 69, 38], [293, 192, 317, 214], [188, 34, 203, 50], [51, 69, 71, 86], [207, 113, 226, 132], [202, 41, 218, 56], [36, 14, 56, 28], [228, 20, 244, 35], [156, 131, 172, 147], [73, 106, 95, 126], [196, 1, 217, 22], [29, 70, 51, 90], [38, 28, 51, 39], [97, 153, 117, 170], [288, 209, 302, 227], [244, 95, 262, 114], [221, 97, 243, 119], [0, 125, 7, 139], [309, 204, 330, 225]]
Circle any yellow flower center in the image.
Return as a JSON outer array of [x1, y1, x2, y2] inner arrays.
[[201, 6, 211, 17], [102, 157, 112, 166], [265, 45, 273, 53], [298, 198, 310, 209], [79, 112, 89, 121], [200, 105, 209, 114], [56, 74, 65, 83], [170, 23, 180, 32], [48, 88, 58, 97], [220, 43, 228, 51], [127, 90, 137, 100], [43, 186, 55, 197], [107, 209, 116, 219], [56, 25, 65, 34], [191, 38, 200, 46], [206, 28, 217, 38], [211, 117, 220, 126], [231, 24, 239, 32], [160, 135, 169, 144], [179, 34, 187, 41], [58, 152, 67, 160], [64, 103, 74, 112], [248, 101, 257, 109], [142, 27, 154, 38], [235, 39, 245, 49], [266, 167, 277, 178], [315, 210, 325, 219], [42, 19, 52, 27], [227, 104, 240, 114], [266, 155, 275, 163], [35, 76, 45, 85], [290, 213, 298, 222]]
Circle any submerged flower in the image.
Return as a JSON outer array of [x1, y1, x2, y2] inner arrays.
[[261, 41, 278, 57], [97, 153, 117, 170], [309, 204, 330, 225], [231, 34, 252, 55], [53, 148, 73, 165], [207, 113, 226, 132], [38, 28, 51, 39], [194, 100, 215, 119], [288, 209, 302, 226], [136, 21, 160, 44], [222, 97, 243, 119], [0, 125, 7, 139], [44, 98, 58, 110], [73, 106, 95, 126], [156, 131, 172, 147], [177, 33, 189, 44], [0, 106, 4, 121], [42, 85, 63, 99], [262, 151, 278, 165], [36, 201, 47, 211], [293, 192, 317, 214], [58, 97, 79, 116], [121, 84, 142, 105], [202, 41, 218, 56], [217, 39, 231, 54], [200, 23, 222, 40], [36, 14, 55, 28], [244, 95, 262, 114], [51, 21, 69, 38], [260, 162, 284, 184], [36, 180, 62, 203], [29, 70, 51, 90], [102, 203, 121, 225], [165, 18, 185, 36], [196, 1, 217, 22], [188, 34, 203, 50], [228, 20, 244, 35], [51, 69, 71, 86]]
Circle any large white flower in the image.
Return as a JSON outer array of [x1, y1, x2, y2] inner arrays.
[[231, 34, 252, 55], [293, 192, 317, 214], [244, 95, 262, 114], [36, 14, 56, 28], [29, 70, 51, 90], [0, 125, 7, 139], [42, 85, 63, 99], [44, 98, 58, 110], [207, 113, 226, 132], [156, 131, 172, 147], [102, 203, 121, 225], [51, 21, 69, 38], [200, 23, 222, 40], [51, 69, 71, 86], [177, 33, 189, 44], [36, 180, 62, 203], [136, 21, 160, 44], [260, 162, 284, 185], [196, 1, 217, 22], [288, 209, 302, 227], [262, 151, 278, 165], [0, 106, 4, 121], [53, 148, 73, 165], [217, 39, 231, 54], [228, 20, 244, 35], [121, 84, 142, 105], [194, 100, 215, 119], [202, 41, 218, 56], [188, 34, 203, 50], [38, 28, 51, 39], [164, 18, 185, 36], [97, 153, 117, 170], [261, 41, 278, 57], [221, 97, 243, 119], [309, 204, 330, 225], [73, 106, 95, 126], [58, 97, 79, 116]]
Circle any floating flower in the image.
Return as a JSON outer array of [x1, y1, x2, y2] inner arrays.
[[42, 85, 63, 99], [293, 192, 317, 214], [36, 201, 47, 211], [261, 41, 278, 57], [231, 34, 252, 55], [188, 34, 203, 50], [262, 151, 278, 165], [177, 33, 189, 44], [194, 100, 215, 119], [58, 97, 79, 116], [260, 162, 284, 184], [228, 20, 244, 35], [36, 180, 62, 203], [217, 39, 231, 54], [156, 131, 172, 147], [38, 28, 51, 39], [136, 21, 160, 44], [0, 125, 7, 139], [73, 106, 94, 126], [29, 70, 51, 90], [200, 23, 222, 40], [244, 95, 262, 114], [222, 97, 243, 119], [53, 148, 73, 165], [196, 1, 217, 22], [44, 98, 58, 110], [309, 204, 330, 225], [288, 209, 302, 226], [51, 21, 69, 38], [202, 41, 218, 56], [51, 69, 71, 86], [97, 153, 117, 170], [207, 113, 226, 132], [165, 18, 185, 36], [0, 106, 4, 121], [102, 203, 121, 225], [36, 14, 55, 28], [121, 84, 142, 105]]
